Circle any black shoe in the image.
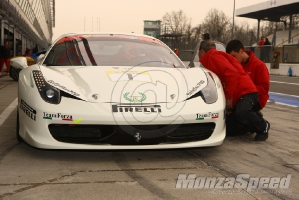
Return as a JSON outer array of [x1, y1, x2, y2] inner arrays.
[[254, 120, 270, 141]]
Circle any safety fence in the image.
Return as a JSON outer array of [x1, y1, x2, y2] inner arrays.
[[282, 44, 299, 63], [178, 44, 299, 68]]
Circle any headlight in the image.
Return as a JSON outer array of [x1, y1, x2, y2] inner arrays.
[[185, 72, 218, 104], [46, 89, 55, 98], [200, 72, 218, 104], [33, 70, 61, 104]]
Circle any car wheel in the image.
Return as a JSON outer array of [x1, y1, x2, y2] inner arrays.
[[16, 110, 23, 142], [10, 67, 20, 81]]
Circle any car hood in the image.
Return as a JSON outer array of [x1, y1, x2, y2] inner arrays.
[[40, 66, 209, 103]]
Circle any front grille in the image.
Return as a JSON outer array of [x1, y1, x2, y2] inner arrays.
[[49, 125, 114, 143], [168, 123, 215, 136], [165, 123, 215, 142], [48, 123, 215, 145]]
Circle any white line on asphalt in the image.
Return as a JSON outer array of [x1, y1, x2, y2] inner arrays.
[[269, 91, 299, 97], [0, 98, 18, 126], [275, 102, 299, 107], [270, 80, 299, 86]]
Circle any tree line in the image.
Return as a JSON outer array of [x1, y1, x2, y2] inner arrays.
[[161, 9, 299, 50]]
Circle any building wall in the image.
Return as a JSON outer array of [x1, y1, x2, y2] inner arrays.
[[144, 20, 161, 38], [0, 0, 54, 56]]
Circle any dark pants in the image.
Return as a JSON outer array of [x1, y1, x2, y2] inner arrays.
[[226, 93, 266, 136], [253, 103, 262, 112], [260, 49, 265, 62]]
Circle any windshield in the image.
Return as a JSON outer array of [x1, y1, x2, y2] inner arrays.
[[44, 34, 184, 68]]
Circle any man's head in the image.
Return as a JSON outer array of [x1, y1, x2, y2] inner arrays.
[[198, 39, 216, 59], [226, 39, 247, 63], [202, 33, 211, 40], [4, 41, 8, 47]]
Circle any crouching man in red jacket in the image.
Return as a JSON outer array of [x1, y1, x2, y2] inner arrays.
[[226, 39, 269, 115], [198, 38, 270, 141]]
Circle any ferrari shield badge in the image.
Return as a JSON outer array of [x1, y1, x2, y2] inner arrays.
[[123, 92, 146, 103], [134, 132, 141, 142]]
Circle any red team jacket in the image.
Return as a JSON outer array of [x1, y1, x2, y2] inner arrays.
[[200, 49, 257, 107], [242, 50, 270, 108]]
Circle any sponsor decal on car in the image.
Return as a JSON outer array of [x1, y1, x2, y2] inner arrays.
[[43, 112, 73, 121], [186, 80, 205, 96], [47, 80, 80, 96], [196, 112, 219, 120], [20, 100, 36, 121], [74, 118, 83, 124], [112, 104, 161, 113], [138, 37, 164, 46], [106, 70, 152, 82], [123, 92, 146, 103], [83, 34, 139, 40]]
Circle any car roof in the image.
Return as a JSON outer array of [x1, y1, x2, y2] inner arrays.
[[53, 32, 157, 43]]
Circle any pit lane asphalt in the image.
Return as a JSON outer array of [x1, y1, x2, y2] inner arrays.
[[0, 74, 298, 200]]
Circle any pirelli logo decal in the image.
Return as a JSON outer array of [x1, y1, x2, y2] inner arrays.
[[112, 104, 161, 113], [20, 100, 36, 121]]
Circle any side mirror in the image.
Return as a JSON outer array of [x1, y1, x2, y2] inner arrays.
[[10, 57, 28, 70], [36, 54, 45, 64]]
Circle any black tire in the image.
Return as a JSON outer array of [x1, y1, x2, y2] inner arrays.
[[16, 110, 23, 142], [10, 66, 20, 81]]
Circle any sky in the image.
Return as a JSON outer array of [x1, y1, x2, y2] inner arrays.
[[52, 0, 268, 42]]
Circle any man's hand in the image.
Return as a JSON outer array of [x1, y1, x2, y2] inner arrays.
[[226, 98, 233, 114]]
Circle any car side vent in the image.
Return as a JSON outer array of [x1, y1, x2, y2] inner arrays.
[[60, 90, 84, 101]]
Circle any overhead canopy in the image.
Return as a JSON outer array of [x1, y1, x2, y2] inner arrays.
[[236, 0, 299, 22], [236, 0, 299, 44]]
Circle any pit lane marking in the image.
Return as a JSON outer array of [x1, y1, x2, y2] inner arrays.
[[270, 81, 299, 86], [269, 92, 299, 107], [0, 98, 18, 126]]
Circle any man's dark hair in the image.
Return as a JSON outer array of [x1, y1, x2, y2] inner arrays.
[[226, 39, 244, 53], [202, 33, 211, 40], [199, 39, 216, 52]]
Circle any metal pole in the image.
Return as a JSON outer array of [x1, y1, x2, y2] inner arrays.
[[257, 19, 260, 44], [288, 14, 293, 43], [232, 0, 235, 40]]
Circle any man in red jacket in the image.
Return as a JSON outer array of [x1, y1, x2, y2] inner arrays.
[[0, 41, 11, 75], [226, 39, 269, 115], [198, 38, 270, 141]]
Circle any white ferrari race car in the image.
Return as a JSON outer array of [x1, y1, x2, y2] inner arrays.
[[17, 32, 226, 149]]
